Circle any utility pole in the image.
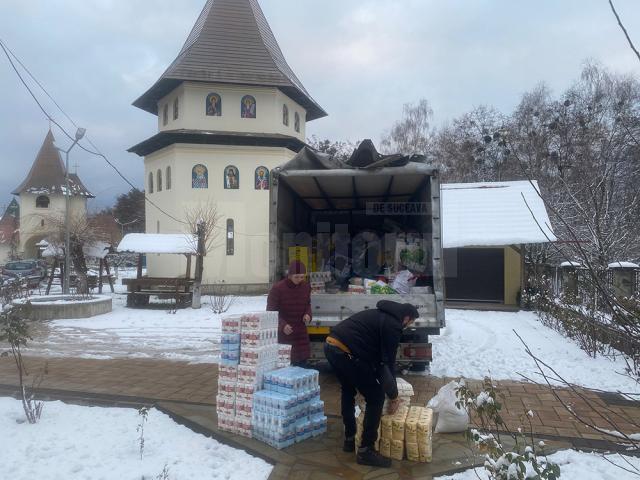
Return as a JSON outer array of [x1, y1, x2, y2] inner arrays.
[[56, 127, 86, 295]]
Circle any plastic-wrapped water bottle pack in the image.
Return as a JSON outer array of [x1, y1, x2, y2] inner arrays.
[[220, 333, 240, 365], [251, 367, 327, 449]]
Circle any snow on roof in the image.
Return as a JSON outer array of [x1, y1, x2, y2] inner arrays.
[[117, 233, 197, 254], [41, 241, 111, 259], [608, 261, 639, 269], [441, 180, 557, 248], [560, 261, 583, 268]]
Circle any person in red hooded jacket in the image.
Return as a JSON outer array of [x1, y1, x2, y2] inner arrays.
[[267, 260, 312, 366]]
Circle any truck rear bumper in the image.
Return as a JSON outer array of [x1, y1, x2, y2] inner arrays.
[[308, 340, 432, 364]]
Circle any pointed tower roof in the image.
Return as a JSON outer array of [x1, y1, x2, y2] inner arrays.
[[133, 0, 327, 121], [11, 130, 94, 198], [1, 199, 19, 221]]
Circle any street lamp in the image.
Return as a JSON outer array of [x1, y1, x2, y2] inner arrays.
[[57, 127, 86, 295]]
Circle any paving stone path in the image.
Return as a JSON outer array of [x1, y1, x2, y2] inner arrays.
[[0, 356, 638, 479]]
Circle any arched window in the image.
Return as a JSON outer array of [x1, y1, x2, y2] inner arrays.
[[224, 165, 240, 189], [255, 166, 270, 190], [148, 172, 154, 193], [282, 104, 289, 126], [226, 219, 234, 255], [35, 195, 50, 208], [157, 169, 163, 192], [206, 92, 222, 116], [173, 97, 179, 120], [294, 112, 301, 133], [166, 166, 172, 190], [162, 104, 168, 126], [241, 95, 256, 118], [192, 164, 208, 189]]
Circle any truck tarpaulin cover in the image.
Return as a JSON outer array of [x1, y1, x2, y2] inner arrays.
[[280, 140, 426, 171]]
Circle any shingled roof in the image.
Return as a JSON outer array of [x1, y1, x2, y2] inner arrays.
[[133, 0, 326, 121], [11, 130, 94, 198]]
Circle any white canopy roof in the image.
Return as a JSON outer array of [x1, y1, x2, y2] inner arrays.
[[41, 241, 111, 259], [442, 180, 557, 248], [608, 261, 639, 269], [117, 233, 197, 254]]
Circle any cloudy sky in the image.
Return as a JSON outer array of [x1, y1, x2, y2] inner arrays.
[[1, 0, 639, 211]]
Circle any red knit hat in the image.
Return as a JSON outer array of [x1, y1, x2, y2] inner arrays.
[[288, 260, 307, 275]]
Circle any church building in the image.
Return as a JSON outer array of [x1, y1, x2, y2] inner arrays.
[[11, 130, 93, 259], [129, 0, 326, 292]]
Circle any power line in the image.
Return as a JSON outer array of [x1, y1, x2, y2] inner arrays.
[[0, 37, 187, 226], [0, 37, 268, 237]]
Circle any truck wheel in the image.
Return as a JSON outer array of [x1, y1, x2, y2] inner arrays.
[[409, 363, 427, 372]]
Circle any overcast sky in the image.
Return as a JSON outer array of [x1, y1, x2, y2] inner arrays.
[[1, 0, 639, 211]]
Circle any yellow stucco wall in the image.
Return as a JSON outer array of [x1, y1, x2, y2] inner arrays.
[[504, 245, 522, 306], [18, 193, 87, 258], [144, 143, 296, 285], [157, 83, 306, 141]]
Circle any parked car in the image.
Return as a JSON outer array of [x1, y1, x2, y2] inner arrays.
[[2, 259, 47, 284], [0, 274, 18, 287]]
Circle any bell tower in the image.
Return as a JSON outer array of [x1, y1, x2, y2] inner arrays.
[[129, 0, 326, 292]]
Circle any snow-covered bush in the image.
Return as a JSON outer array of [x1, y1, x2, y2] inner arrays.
[[456, 378, 561, 480]]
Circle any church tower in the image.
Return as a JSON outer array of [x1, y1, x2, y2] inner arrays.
[[129, 0, 326, 291], [12, 130, 93, 258]]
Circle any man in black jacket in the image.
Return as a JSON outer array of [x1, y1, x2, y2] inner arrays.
[[324, 300, 419, 467]]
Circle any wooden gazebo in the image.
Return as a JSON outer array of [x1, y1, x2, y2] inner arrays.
[[117, 233, 197, 308]]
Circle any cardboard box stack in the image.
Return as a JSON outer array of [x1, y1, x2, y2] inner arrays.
[[217, 311, 281, 438], [252, 366, 327, 449], [355, 379, 433, 463], [309, 271, 331, 294]]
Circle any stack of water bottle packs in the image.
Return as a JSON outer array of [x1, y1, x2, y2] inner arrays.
[[217, 311, 288, 438], [252, 366, 327, 449]]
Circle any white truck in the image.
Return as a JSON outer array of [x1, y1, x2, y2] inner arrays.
[[269, 143, 445, 370]]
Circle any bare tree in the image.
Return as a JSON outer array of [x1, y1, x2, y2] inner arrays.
[[381, 99, 435, 156], [183, 200, 222, 256], [184, 200, 222, 309], [31, 212, 112, 295]]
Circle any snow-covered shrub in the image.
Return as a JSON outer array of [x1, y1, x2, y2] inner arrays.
[[456, 378, 561, 480]]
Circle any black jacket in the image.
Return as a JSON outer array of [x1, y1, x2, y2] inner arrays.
[[330, 300, 406, 398]]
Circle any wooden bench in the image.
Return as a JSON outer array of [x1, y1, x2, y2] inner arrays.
[[123, 277, 194, 308]]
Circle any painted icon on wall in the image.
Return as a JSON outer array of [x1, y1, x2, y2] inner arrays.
[[206, 93, 222, 116], [294, 112, 301, 132], [224, 165, 240, 189], [192, 164, 208, 189], [241, 95, 256, 118], [255, 166, 270, 190]]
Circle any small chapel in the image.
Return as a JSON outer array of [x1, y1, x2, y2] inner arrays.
[[11, 130, 93, 259], [129, 0, 326, 292]]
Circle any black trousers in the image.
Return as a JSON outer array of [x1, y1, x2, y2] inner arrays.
[[324, 343, 385, 449]]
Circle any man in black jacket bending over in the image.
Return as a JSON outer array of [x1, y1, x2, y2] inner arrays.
[[324, 300, 419, 467]]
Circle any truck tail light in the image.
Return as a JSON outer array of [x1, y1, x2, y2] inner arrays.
[[403, 344, 432, 360]]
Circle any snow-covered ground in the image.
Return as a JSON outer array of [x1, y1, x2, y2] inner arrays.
[[436, 449, 640, 479], [22, 286, 640, 394], [429, 309, 640, 394], [27, 294, 266, 363], [0, 397, 272, 480]]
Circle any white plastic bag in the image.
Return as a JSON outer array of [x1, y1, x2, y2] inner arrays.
[[426, 380, 469, 433]]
